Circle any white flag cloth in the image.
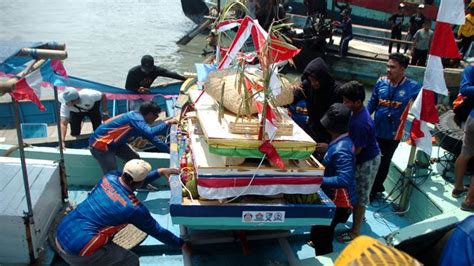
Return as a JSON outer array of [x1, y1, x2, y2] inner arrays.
[[437, 0, 466, 25], [417, 120, 433, 156], [422, 55, 449, 95]]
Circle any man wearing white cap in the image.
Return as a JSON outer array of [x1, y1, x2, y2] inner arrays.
[[55, 159, 190, 265], [59, 87, 109, 148], [388, 3, 406, 53], [405, 4, 426, 53]]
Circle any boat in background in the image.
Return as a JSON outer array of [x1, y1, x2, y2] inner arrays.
[[286, 0, 440, 29], [0, 25, 471, 265], [181, 0, 441, 30]]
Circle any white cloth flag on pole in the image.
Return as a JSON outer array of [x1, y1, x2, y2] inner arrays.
[[410, 0, 463, 155]]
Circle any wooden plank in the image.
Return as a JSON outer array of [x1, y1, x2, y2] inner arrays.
[[0, 121, 94, 146], [188, 89, 316, 149], [188, 117, 324, 174]]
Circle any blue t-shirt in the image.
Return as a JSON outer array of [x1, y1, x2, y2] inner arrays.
[[439, 215, 474, 266], [349, 107, 380, 164]]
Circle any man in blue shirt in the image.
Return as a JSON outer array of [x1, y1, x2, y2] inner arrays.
[[452, 63, 474, 212], [310, 103, 356, 255], [89, 101, 177, 174], [367, 53, 421, 201], [55, 159, 190, 265], [337, 81, 381, 242], [439, 215, 474, 265]]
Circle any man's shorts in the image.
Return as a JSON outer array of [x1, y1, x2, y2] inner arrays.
[[355, 154, 381, 206], [462, 115, 474, 157]]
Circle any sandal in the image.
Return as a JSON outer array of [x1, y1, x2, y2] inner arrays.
[[461, 201, 474, 212], [452, 186, 469, 198], [336, 230, 357, 243]]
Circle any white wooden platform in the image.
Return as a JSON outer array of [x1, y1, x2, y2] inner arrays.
[[0, 157, 62, 263]]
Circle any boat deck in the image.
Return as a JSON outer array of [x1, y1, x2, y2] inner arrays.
[[0, 110, 168, 147], [42, 142, 471, 265]]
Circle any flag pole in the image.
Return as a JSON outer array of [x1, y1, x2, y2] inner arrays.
[[397, 143, 417, 212], [53, 85, 69, 201]]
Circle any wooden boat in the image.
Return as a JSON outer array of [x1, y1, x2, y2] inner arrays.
[[0, 38, 470, 265]]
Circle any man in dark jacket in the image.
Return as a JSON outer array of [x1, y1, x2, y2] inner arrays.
[[125, 55, 186, 110], [291, 57, 341, 145]]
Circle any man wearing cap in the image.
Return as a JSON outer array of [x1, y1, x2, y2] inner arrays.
[[309, 103, 356, 255], [125, 55, 186, 111], [405, 4, 426, 54], [388, 3, 405, 54], [59, 88, 109, 148], [55, 159, 190, 265], [89, 101, 177, 174], [367, 53, 421, 201]]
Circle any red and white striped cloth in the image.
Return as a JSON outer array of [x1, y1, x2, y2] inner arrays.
[[197, 175, 323, 200], [8, 59, 67, 111], [410, 0, 464, 155]]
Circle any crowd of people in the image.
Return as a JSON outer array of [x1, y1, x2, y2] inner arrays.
[[291, 54, 474, 263], [51, 1, 474, 264]]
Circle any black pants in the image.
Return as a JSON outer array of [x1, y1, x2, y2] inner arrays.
[[389, 30, 402, 54], [459, 35, 473, 56], [371, 138, 400, 194], [411, 49, 428, 66], [310, 207, 351, 256], [70, 101, 102, 136]]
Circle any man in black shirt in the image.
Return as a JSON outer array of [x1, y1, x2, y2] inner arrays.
[[388, 3, 405, 54], [125, 55, 186, 110], [405, 4, 426, 53]]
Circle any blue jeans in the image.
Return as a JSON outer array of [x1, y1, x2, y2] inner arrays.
[[90, 144, 140, 174], [340, 35, 352, 57]]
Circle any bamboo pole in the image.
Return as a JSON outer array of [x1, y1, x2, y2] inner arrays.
[[41, 42, 66, 50], [0, 59, 46, 94], [53, 86, 69, 201], [18, 48, 67, 60], [397, 144, 417, 212]]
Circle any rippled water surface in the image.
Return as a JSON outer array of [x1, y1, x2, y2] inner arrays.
[[0, 0, 208, 87]]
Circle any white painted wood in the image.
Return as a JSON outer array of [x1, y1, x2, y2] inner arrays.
[[0, 157, 62, 263]]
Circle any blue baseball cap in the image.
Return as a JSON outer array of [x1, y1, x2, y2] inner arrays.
[[60, 87, 79, 103]]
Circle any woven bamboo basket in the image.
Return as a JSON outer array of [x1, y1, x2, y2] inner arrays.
[[205, 69, 293, 115]]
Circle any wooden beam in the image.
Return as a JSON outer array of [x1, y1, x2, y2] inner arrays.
[[0, 59, 46, 94], [18, 48, 67, 60]]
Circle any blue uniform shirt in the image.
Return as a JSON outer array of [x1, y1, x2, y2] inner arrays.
[[56, 171, 183, 256], [321, 133, 357, 208], [349, 107, 380, 164], [460, 64, 474, 117], [439, 215, 474, 266], [367, 77, 421, 140], [89, 111, 170, 153]]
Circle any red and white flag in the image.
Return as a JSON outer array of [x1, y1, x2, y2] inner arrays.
[[9, 68, 45, 111], [410, 0, 464, 155]]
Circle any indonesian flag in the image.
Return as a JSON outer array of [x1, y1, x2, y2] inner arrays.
[[9, 69, 45, 111], [197, 174, 323, 200], [218, 16, 300, 70], [410, 0, 464, 155]]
